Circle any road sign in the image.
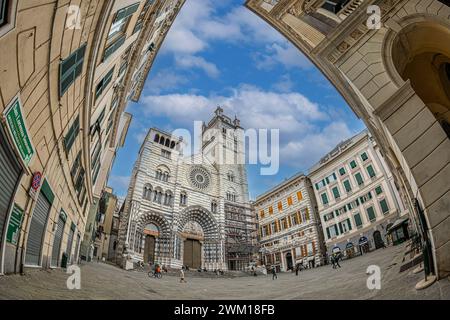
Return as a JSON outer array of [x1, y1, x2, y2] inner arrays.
[[6, 204, 24, 245], [31, 172, 42, 191], [3, 95, 35, 166]]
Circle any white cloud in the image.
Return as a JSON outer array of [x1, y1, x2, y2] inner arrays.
[[137, 85, 358, 170], [175, 55, 220, 78], [145, 69, 188, 94], [253, 43, 312, 71]]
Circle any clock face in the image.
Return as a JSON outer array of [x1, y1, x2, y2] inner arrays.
[[188, 166, 211, 190]]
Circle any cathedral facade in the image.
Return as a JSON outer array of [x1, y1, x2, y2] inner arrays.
[[117, 108, 257, 270]]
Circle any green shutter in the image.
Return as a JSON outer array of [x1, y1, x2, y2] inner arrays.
[[350, 160, 357, 168], [41, 179, 55, 204], [339, 167, 346, 176], [380, 199, 389, 214], [375, 186, 383, 195], [367, 206, 376, 221], [343, 180, 351, 192], [347, 218, 352, 231], [367, 165, 376, 178], [60, 44, 86, 96], [332, 187, 340, 199], [326, 227, 331, 239], [354, 213, 362, 227], [321, 193, 328, 205], [64, 116, 80, 152], [355, 173, 364, 185], [361, 152, 368, 161], [334, 224, 339, 236], [338, 222, 344, 234]]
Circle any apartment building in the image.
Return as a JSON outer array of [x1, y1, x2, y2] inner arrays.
[[309, 131, 407, 257], [254, 173, 325, 272]]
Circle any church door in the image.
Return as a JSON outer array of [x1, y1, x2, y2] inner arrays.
[[144, 235, 156, 263], [183, 239, 201, 269]]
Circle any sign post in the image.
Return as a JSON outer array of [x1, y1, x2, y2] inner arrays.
[[3, 95, 35, 167]]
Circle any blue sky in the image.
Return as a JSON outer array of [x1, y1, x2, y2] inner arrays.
[[108, 0, 365, 199]]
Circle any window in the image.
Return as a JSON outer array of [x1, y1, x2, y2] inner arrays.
[[297, 191, 303, 201], [143, 184, 152, 200], [60, 44, 86, 96], [161, 149, 171, 159], [375, 186, 383, 195], [332, 186, 340, 199], [64, 116, 80, 152], [350, 160, 357, 169], [287, 196, 293, 206], [315, 180, 326, 190], [180, 192, 187, 206], [95, 67, 115, 101], [0, 0, 8, 27], [211, 201, 218, 213], [379, 199, 389, 214], [354, 213, 363, 228], [366, 206, 376, 222], [343, 180, 352, 193], [355, 172, 364, 186], [322, 0, 351, 14], [361, 152, 368, 161], [108, 3, 139, 38], [259, 210, 265, 219], [339, 167, 346, 176], [277, 201, 283, 212], [268, 206, 273, 215], [366, 165, 376, 178], [70, 151, 82, 179], [133, 1, 153, 34], [321, 193, 329, 205]]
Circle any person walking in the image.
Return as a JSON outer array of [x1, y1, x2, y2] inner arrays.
[[180, 267, 187, 283], [271, 266, 277, 280], [333, 253, 341, 269], [295, 264, 299, 276]]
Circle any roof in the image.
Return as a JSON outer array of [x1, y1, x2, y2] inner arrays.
[[255, 171, 306, 203]]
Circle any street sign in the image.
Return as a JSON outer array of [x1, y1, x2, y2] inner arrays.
[[3, 95, 35, 166], [6, 204, 24, 245], [32, 172, 42, 191]]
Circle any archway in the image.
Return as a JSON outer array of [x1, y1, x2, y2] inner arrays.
[[133, 212, 171, 265], [176, 206, 222, 270], [285, 252, 293, 271], [392, 21, 450, 137], [373, 231, 384, 250]]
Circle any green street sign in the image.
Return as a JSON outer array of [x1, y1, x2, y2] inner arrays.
[[4, 96, 34, 166], [6, 204, 24, 245]]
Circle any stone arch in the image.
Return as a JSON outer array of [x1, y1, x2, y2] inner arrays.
[[176, 205, 219, 240], [175, 205, 222, 270]]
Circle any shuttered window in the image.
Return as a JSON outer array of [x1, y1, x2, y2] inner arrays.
[[350, 160, 357, 169], [60, 44, 86, 96], [343, 180, 352, 192], [354, 213, 363, 228], [366, 206, 376, 222], [375, 186, 383, 195], [367, 165, 376, 178], [104, 34, 126, 61], [321, 193, 329, 205], [0, 0, 8, 27], [296, 191, 303, 201], [339, 167, 346, 176], [355, 172, 364, 186], [64, 116, 80, 152], [332, 186, 340, 199], [380, 199, 389, 214], [361, 152, 368, 161], [95, 67, 115, 101]]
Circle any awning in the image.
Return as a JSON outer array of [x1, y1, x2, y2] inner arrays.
[[387, 217, 409, 232], [358, 236, 368, 245]]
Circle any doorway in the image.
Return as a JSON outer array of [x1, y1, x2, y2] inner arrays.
[[144, 235, 156, 264], [183, 239, 201, 269], [373, 230, 384, 249], [285, 252, 293, 270]]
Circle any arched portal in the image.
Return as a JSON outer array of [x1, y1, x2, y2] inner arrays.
[[392, 21, 450, 137], [132, 212, 171, 266], [176, 206, 223, 270]]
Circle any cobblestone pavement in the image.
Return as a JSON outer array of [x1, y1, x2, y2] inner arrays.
[[0, 243, 449, 300]]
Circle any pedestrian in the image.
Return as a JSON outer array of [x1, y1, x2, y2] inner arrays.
[[271, 266, 277, 280], [333, 253, 341, 269], [180, 267, 187, 283], [295, 264, 299, 276]]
